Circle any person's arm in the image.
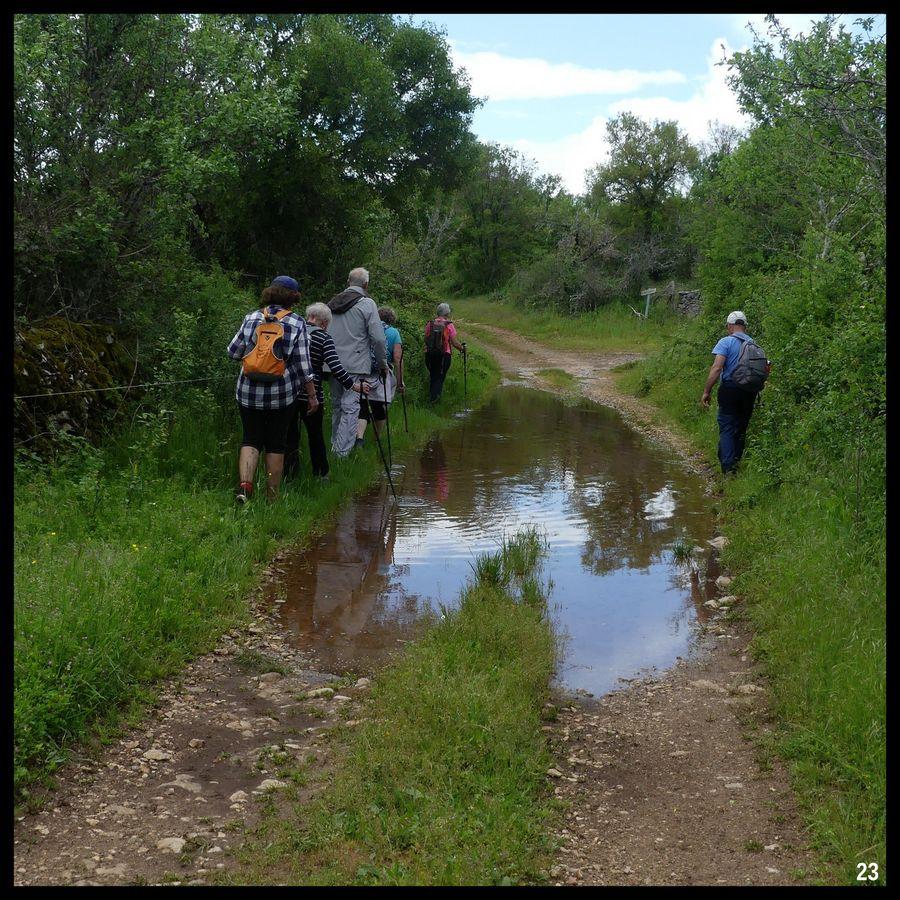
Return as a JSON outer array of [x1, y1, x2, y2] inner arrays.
[[227, 316, 250, 360], [366, 301, 387, 373], [701, 355, 727, 407], [448, 323, 465, 353]]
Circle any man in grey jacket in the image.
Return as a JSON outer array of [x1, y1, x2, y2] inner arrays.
[[327, 267, 388, 457]]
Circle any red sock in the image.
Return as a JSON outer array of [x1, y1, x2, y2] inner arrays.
[[239, 481, 253, 495]]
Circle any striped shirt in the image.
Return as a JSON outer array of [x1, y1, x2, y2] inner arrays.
[[308, 325, 355, 403], [227, 306, 314, 409]]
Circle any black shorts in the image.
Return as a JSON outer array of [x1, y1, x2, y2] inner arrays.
[[238, 402, 295, 454], [358, 398, 387, 422]]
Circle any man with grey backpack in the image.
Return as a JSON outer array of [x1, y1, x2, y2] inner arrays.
[[700, 310, 771, 475]]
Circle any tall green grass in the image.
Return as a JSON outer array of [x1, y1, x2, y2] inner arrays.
[[229, 528, 558, 885], [452, 294, 675, 354], [13, 344, 499, 800]]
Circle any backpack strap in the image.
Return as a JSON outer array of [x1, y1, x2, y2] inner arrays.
[[261, 306, 292, 322]]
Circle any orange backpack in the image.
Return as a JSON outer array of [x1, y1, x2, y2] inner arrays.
[[241, 308, 292, 382]]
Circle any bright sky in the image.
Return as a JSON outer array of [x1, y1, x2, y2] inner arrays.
[[407, 13, 885, 195]]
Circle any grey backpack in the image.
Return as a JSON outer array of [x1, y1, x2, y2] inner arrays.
[[731, 334, 769, 394]]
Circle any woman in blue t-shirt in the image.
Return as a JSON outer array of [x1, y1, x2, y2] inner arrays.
[[356, 307, 405, 447]]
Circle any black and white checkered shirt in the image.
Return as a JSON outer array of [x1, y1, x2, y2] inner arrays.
[[227, 306, 314, 409]]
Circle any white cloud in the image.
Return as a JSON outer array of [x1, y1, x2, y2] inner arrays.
[[512, 116, 612, 197], [449, 44, 686, 102], [607, 38, 749, 144], [511, 38, 750, 195]]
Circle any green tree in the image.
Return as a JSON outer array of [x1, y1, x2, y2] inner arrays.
[[587, 113, 698, 241], [583, 114, 698, 295], [450, 143, 563, 292]]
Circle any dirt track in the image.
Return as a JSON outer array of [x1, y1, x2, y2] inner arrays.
[[466, 322, 821, 886], [466, 323, 710, 478], [14, 325, 822, 886]]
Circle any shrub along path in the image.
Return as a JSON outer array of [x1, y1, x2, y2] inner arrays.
[[463, 322, 826, 886]]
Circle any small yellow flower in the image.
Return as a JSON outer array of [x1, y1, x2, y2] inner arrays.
[[31, 559, 37, 565], [49, 531, 57, 536], [132, 543, 139, 551]]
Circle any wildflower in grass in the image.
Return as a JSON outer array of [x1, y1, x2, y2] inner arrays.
[[49, 531, 56, 536]]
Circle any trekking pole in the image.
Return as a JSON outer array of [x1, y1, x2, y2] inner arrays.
[[399, 344, 409, 433], [363, 393, 397, 501], [462, 343, 468, 406], [381, 369, 392, 469]]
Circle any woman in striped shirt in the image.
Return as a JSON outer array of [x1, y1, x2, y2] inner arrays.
[[284, 302, 370, 480]]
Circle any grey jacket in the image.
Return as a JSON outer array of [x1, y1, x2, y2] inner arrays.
[[327, 286, 387, 375]]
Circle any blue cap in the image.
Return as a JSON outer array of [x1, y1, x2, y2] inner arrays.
[[270, 275, 299, 292]]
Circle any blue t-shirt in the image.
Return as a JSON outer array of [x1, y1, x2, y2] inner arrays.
[[370, 323, 402, 371], [711, 332, 754, 383], [384, 324, 401, 362]]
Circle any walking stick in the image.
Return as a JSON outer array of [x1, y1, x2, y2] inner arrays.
[[381, 369, 392, 469], [363, 393, 397, 501], [462, 343, 468, 406], [399, 344, 408, 433]]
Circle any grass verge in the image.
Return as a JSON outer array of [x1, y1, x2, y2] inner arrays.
[[452, 294, 674, 355], [227, 528, 559, 885], [13, 343, 499, 803], [536, 368, 578, 392]]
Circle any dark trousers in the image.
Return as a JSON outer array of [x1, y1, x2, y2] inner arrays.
[[284, 400, 329, 478], [427, 350, 452, 402], [716, 381, 756, 474]]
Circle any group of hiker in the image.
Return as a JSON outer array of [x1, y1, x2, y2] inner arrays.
[[227, 267, 466, 502]]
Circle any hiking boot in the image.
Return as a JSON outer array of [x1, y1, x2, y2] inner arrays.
[[354, 438, 365, 450], [235, 482, 253, 504]]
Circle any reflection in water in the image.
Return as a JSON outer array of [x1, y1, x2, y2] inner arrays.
[[273, 387, 716, 694]]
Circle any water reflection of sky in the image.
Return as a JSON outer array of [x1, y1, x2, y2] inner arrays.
[[386, 480, 701, 695], [277, 386, 714, 696]]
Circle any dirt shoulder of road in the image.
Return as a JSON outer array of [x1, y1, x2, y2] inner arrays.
[[464, 321, 825, 886]]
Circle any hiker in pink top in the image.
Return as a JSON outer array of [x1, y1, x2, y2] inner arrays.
[[423, 302, 466, 402]]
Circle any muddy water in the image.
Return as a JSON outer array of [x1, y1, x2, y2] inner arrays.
[[273, 386, 719, 697]]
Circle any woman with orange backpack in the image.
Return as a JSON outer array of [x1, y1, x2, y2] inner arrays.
[[227, 276, 317, 503]]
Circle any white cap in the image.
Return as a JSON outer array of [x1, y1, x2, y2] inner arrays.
[[726, 310, 747, 325]]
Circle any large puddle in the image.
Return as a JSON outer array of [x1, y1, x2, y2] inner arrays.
[[272, 385, 719, 696]]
